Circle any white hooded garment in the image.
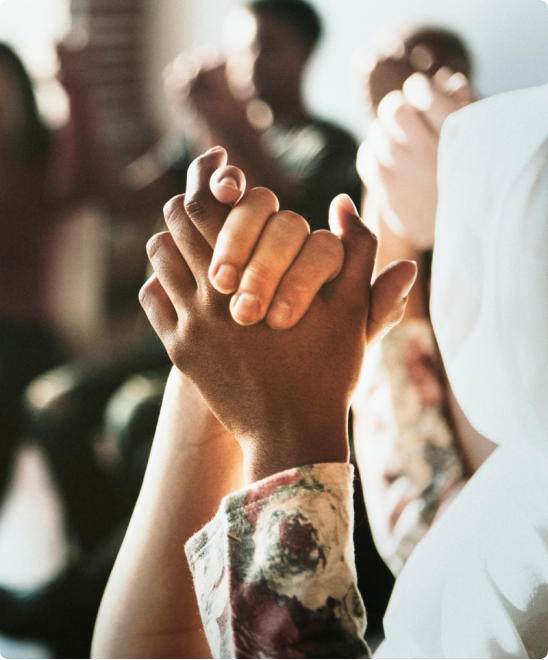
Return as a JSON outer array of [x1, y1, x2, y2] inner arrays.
[[376, 83, 548, 658]]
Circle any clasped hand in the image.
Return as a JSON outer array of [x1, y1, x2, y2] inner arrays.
[[140, 147, 417, 482], [358, 70, 474, 250]]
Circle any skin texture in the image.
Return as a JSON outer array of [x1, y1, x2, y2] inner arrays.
[[140, 148, 417, 482]]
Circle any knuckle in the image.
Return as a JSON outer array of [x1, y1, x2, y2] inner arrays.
[[309, 230, 344, 259], [146, 232, 168, 259], [245, 260, 276, 288], [193, 149, 224, 176], [163, 194, 186, 226], [271, 210, 310, 237], [184, 190, 209, 223], [367, 227, 379, 248], [246, 186, 279, 213], [202, 286, 226, 314], [355, 223, 379, 253], [378, 89, 405, 121], [138, 279, 156, 313], [376, 161, 391, 183]]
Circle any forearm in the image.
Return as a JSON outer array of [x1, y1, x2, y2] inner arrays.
[[92, 367, 244, 659], [353, 318, 466, 574]]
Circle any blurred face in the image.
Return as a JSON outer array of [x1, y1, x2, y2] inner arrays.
[[226, 9, 311, 104], [0, 65, 26, 147]]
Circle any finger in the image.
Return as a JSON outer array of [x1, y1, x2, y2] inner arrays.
[[440, 70, 475, 106], [266, 230, 344, 330], [403, 72, 459, 133], [367, 260, 418, 345], [210, 165, 246, 206], [328, 194, 378, 306], [146, 230, 196, 309], [356, 140, 382, 190], [139, 273, 178, 340], [209, 187, 280, 294], [376, 90, 433, 147], [366, 117, 397, 168], [164, 195, 213, 287], [184, 147, 230, 247], [230, 210, 309, 325]]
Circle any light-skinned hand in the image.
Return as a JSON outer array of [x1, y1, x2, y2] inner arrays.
[[358, 69, 474, 250], [140, 149, 417, 482], [204, 147, 415, 339]]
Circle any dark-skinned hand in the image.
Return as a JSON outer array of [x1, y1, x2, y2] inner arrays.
[[140, 148, 417, 483]]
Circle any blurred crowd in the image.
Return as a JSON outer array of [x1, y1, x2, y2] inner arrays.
[[0, 0, 500, 657]]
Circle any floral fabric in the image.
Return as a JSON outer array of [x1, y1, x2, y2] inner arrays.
[[353, 318, 466, 575], [185, 463, 370, 659]]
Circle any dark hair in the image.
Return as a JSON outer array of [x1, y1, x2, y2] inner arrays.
[[366, 26, 473, 111], [0, 43, 51, 163], [402, 27, 472, 79], [247, 0, 323, 50]]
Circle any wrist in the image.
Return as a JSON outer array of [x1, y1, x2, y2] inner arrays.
[[240, 423, 349, 485], [162, 368, 238, 450]]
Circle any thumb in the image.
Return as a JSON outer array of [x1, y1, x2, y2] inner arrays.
[[367, 260, 418, 346], [328, 194, 378, 300]]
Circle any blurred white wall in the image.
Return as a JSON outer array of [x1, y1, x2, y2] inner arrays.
[[147, 0, 548, 139], [1, 0, 547, 139], [0, 0, 71, 126]]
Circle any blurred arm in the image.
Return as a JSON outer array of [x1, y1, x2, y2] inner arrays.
[[55, 42, 189, 220], [353, 198, 467, 574]]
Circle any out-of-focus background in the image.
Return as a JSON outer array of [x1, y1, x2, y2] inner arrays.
[[155, 0, 548, 135], [3, 0, 548, 141], [0, 0, 545, 347], [0, 0, 547, 657]]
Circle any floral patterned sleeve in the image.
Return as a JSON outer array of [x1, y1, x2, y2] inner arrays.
[[185, 462, 371, 659], [352, 318, 467, 576]]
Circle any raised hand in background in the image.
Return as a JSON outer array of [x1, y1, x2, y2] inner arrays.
[[358, 69, 474, 250]]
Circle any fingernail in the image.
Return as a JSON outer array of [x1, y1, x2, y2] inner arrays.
[[338, 194, 359, 216], [267, 299, 292, 329], [213, 264, 238, 293], [232, 293, 261, 325], [446, 72, 469, 95], [404, 74, 433, 111], [403, 262, 418, 298], [218, 176, 239, 190], [206, 146, 223, 154]]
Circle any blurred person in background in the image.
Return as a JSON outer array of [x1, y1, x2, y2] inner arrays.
[[0, 40, 119, 506], [0, 36, 174, 659], [352, 26, 494, 578], [0, 42, 67, 503], [165, 0, 362, 231]]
